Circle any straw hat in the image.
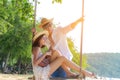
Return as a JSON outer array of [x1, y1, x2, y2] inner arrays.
[[39, 18, 53, 28], [33, 31, 49, 42]]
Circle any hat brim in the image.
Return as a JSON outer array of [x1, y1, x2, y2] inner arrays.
[[33, 31, 49, 42], [39, 18, 53, 28]]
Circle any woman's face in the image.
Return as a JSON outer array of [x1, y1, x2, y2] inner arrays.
[[39, 35, 47, 47]]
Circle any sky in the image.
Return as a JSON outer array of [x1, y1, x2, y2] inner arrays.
[[31, 0, 120, 53]]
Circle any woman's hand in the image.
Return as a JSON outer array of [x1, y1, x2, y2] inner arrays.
[[38, 51, 51, 67], [31, 27, 37, 35], [45, 51, 52, 57], [31, 27, 36, 33]]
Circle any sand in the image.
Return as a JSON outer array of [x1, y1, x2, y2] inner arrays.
[[0, 73, 32, 80]]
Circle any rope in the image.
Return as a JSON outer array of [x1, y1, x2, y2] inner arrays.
[[33, 0, 37, 28], [32, 1, 37, 80], [79, 0, 84, 79], [32, 0, 37, 39]]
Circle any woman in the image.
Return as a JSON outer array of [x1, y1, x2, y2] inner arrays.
[[32, 31, 95, 80]]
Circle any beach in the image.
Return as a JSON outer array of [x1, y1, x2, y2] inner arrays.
[[0, 73, 32, 80]]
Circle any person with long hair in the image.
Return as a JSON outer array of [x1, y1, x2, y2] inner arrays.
[[32, 31, 95, 80]]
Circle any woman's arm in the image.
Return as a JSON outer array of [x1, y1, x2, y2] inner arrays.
[[32, 47, 46, 66], [35, 54, 46, 66], [33, 48, 52, 66]]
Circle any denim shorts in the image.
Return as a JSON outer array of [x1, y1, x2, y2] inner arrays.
[[51, 66, 66, 78]]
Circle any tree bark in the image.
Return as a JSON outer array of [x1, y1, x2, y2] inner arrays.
[[18, 56, 21, 74], [3, 52, 10, 73]]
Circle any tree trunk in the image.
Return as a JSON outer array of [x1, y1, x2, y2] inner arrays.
[[3, 52, 10, 73], [18, 56, 21, 74]]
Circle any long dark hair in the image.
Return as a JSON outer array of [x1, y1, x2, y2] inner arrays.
[[32, 34, 45, 48]]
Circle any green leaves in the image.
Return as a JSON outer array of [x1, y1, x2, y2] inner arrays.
[[0, 0, 33, 72], [52, 0, 62, 4], [67, 38, 87, 69], [41, 46, 49, 54]]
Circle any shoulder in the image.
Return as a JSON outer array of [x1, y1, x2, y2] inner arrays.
[[53, 26, 64, 34], [54, 26, 62, 31], [32, 47, 40, 54]]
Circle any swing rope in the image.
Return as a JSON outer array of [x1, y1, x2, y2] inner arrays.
[[79, 0, 84, 79], [32, 0, 37, 39], [31, 1, 37, 80], [33, 0, 37, 29]]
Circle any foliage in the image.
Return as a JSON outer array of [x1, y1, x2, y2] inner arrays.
[[52, 0, 62, 4], [0, 0, 33, 73], [86, 53, 120, 78], [67, 38, 88, 69], [0, 0, 63, 73]]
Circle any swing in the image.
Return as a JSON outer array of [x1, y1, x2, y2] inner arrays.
[[31, 0, 86, 80]]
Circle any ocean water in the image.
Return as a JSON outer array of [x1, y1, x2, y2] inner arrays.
[[85, 77, 120, 80]]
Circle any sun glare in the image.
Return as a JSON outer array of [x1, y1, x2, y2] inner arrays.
[[36, 0, 120, 53]]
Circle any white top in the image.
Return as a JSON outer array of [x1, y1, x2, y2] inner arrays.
[[32, 52, 50, 80], [52, 27, 73, 60]]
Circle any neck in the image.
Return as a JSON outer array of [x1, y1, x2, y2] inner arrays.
[[49, 29, 53, 36]]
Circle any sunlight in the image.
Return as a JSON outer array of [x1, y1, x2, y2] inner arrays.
[[36, 0, 120, 53]]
